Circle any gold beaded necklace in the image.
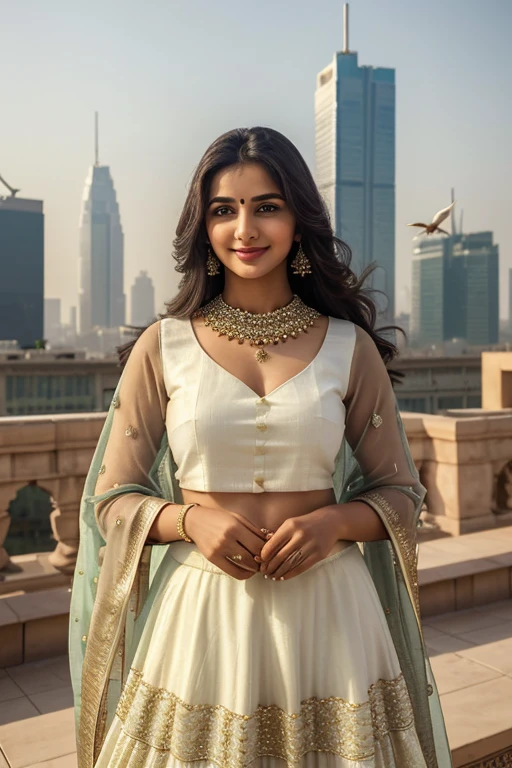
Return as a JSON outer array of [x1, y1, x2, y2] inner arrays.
[[193, 293, 321, 363]]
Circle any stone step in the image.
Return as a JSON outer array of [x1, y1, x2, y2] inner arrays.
[[0, 586, 70, 667], [418, 525, 512, 617]]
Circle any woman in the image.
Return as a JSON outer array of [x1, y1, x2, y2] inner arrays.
[[69, 126, 452, 768]]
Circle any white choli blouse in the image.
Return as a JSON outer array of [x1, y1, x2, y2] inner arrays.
[[160, 316, 357, 493]]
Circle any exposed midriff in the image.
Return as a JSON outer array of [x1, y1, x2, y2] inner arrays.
[[180, 486, 337, 533]]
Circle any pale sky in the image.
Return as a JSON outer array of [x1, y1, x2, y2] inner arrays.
[[0, 0, 510, 323]]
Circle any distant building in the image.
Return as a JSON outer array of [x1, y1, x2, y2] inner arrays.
[[411, 232, 499, 347], [69, 306, 77, 336], [0, 348, 120, 416], [452, 232, 498, 346], [44, 298, 61, 343], [315, 5, 395, 319], [394, 354, 481, 414], [509, 269, 512, 331], [78, 115, 125, 333], [0, 196, 44, 348], [131, 270, 155, 326], [411, 236, 447, 345], [0, 346, 481, 417], [67, 305, 77, 345]]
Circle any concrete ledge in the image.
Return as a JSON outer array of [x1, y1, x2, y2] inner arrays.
[[0, 587, 70, 667], [419, 526, 512, 617]]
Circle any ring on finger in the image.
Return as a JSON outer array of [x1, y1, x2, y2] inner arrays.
[[225, 555, 257, 572], [283, 551, 308, 576], [287, 549, 303, 567], [225, 554, 243, 564], [272, 550, 304, 581]]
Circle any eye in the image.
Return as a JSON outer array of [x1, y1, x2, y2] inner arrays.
[[258, 204, 279, 213], [213, 206, 234, 216]]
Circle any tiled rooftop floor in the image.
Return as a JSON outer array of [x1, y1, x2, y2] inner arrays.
[[424, 599, 512, 765], [0, 655, 76, 767], [0, 601, 511, 768]]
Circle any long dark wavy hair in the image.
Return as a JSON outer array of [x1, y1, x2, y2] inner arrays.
[[119, 126, 402, 383]]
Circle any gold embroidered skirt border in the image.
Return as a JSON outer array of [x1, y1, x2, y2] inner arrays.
[[94, 541, 428, 767], [111, 667, 422, 766]]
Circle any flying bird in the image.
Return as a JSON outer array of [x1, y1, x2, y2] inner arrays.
[[407, 201, 456, 236]]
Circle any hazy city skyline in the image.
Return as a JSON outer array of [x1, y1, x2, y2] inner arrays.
[[0, 0, 509, 322]]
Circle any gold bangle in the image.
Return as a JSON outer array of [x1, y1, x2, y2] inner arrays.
[[176, 503, 198, 542]]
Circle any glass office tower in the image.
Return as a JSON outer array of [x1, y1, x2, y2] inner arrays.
[[452, 232, 499, 346], [0, 197, 44, 347], [412, 232, 499, 347], [315, 47, 396, 319]]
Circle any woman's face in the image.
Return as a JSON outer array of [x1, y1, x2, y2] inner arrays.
[[205, 162, 300, 280]]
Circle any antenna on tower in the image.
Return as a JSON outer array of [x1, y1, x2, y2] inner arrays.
[[451, 187, 456, 235], [343, 3, 350, 54], [95, 112, 99, 167]]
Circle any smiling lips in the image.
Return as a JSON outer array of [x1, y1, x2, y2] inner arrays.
[[233, 246, 270, 262]]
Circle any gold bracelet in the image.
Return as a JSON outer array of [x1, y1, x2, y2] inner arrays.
[[176, 503, 198, 542]]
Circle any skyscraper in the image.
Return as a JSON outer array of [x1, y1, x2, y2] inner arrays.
[[44, 298, 61, 342], [452, 232, 499, 346], [0, 194, 44, 347], [131, 270, 155, 326], [315, 3, 395, 318], [410, 236, 447, 346], [78, 114, 125, 334], [411, 230, 499, 347]]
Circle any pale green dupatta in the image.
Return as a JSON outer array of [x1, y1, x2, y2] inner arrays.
[[69, 328, 452, 768]]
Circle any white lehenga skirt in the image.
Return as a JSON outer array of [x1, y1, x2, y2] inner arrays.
[[94, 540, 427, 768]]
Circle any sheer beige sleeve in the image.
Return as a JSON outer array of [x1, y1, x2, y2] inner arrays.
[[93, 321, 171, 540], [343, 325, 424, 609]]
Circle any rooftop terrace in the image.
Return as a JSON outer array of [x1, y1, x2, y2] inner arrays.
[[3, 350, 512, 766]]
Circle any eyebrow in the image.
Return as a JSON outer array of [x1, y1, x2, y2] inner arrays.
[[208, 193, 285, 207]]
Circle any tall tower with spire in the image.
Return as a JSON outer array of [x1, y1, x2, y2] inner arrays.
[[78, 113, 125, 333], [315, 3, 396, 319]]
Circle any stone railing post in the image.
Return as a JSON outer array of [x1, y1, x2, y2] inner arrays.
[[406, 412, 512, 536], [47, 476, 85, 575]]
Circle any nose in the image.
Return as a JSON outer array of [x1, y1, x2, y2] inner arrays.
[[234, 209, 258, 242]]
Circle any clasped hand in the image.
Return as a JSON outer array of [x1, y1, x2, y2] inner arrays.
[[185, 504, 340, 581]]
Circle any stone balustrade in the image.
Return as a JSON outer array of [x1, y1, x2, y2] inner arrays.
[[405, 410, 512, 535], [1, 409, 512, 572], [0, 414, 103, 574]]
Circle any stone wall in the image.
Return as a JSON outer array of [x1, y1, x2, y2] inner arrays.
[[0, 414, 103, 573], [1, 409, 512, 571]]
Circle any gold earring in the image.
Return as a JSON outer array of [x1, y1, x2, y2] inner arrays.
[[206, 246, 221, 276], [290, 242, 312, 277]]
